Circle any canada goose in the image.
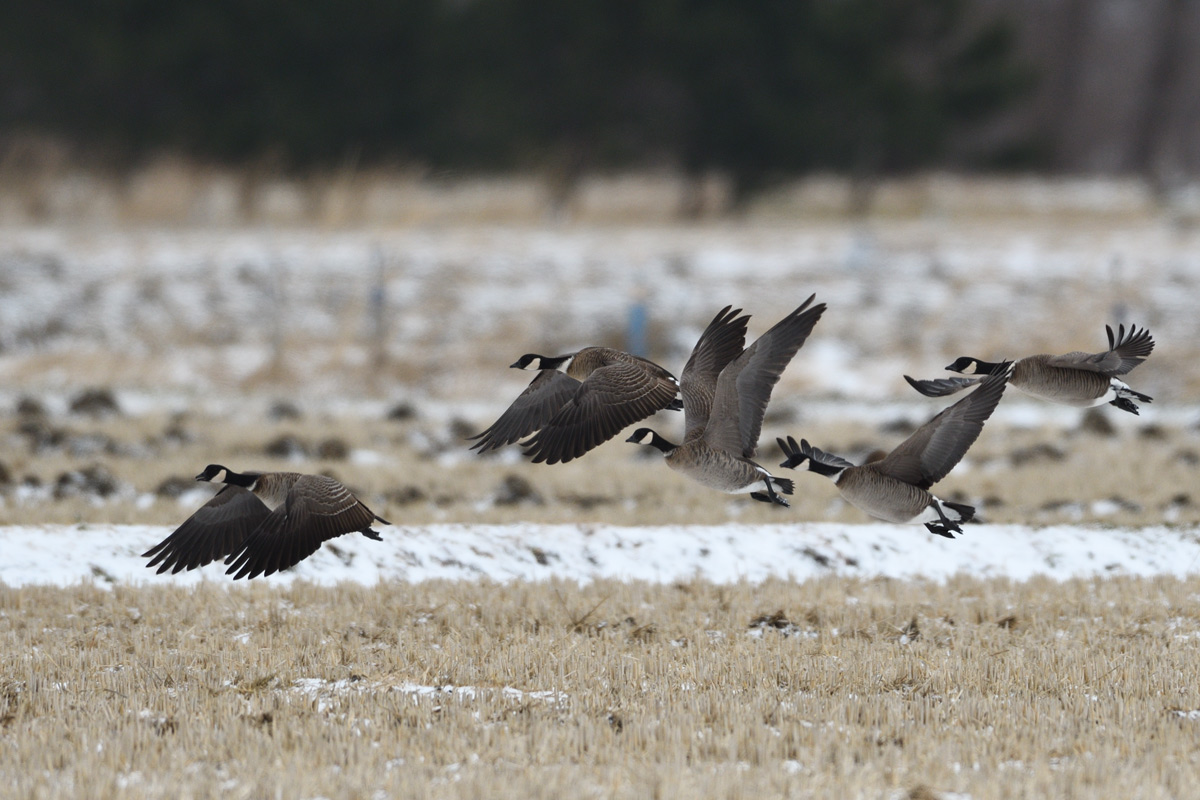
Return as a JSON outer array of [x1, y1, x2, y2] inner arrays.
[[906, 324, 1154, 414], [627, 296, 826, 506], [777, 365, 1011, 537], [469, 347, 682, 464], [142, 465, 389, 579]]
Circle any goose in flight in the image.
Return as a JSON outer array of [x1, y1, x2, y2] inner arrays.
[[778, 364, 1011, 537], [469, 347, 681, 464], [143, 464, 389, 579], [906, 324, 1153, 414], [627, 296, 826, 506]]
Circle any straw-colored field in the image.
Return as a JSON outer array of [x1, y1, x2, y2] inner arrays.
[[3, 575, 1200, 799]]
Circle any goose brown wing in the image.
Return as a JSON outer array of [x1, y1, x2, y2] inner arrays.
[[143, 486, 270, 574], [703, 295, 826, 457], [225, 476, 380, 579], [468, 370, 581, 452], [679, 306, 750, 441], [1047, 324, 1154, 376], [523, 359, 681, 464], [875, 365, 1010, 489]]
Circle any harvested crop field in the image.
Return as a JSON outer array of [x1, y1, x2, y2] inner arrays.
[[4, 576, 1200, 799]]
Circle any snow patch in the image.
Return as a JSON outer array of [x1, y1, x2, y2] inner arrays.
[[0, 522, 1198, 588]]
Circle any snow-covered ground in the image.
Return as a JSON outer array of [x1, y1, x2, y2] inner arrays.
[[0, 220, 1192, 404], [4, 522, 1198, 588]]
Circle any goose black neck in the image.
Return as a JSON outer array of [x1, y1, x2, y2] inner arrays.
[[537, 354, 571, 370], [974, 359, 1006, 375], [807, 459, 845, 478], [221, 470, 257, 488], [642, 431, 678, 453], [513, 353, 571, 371]]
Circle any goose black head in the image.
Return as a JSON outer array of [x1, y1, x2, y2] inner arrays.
[[945, 357, 983, 375], [196, 464, 229, 483], [510, 354, 543, 370], [511, 353, 573, 371], [776, 436, 810, 470]]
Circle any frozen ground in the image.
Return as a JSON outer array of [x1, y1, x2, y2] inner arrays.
[[3, 522, 1198, 588]]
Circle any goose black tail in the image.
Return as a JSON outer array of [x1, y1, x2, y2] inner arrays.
[[777, 435, 853, 476]]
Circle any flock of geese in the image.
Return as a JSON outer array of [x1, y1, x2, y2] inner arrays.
[[143, 295, 1155, 579]]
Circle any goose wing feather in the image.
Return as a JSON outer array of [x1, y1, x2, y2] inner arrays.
[[469, 370, 582, 452], [225, 476, 380, 579], [875, 365, 1010, 488], [679, 306, 750, 441], [1046, 324, 1154, 376], [143, 486, 270, 574], [703, 295, 825, 457], [904, 374, 980, 398], [522, 358, 680, 464]]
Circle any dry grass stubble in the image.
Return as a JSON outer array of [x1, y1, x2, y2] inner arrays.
[[3, 575, 1200, 798], [4, 398, 1198, 528]]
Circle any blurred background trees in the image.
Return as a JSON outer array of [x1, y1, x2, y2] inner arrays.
[[1, 0, 1196, 192]]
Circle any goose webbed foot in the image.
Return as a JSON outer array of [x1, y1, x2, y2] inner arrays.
[[750, 488, 790, 508], [924, 521, 960, 539], [361, 528, 384, 541], [925, 501, 964, 538], [1110, 397, 1140, 415]]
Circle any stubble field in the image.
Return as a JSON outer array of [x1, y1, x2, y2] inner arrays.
[[4, 575, 1200, 799]]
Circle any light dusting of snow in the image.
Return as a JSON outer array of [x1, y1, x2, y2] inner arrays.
[[291, 677, 567, 713], [0, 522, 1197, 588]]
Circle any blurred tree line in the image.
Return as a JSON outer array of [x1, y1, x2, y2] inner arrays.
[[0, 0, 1032, 191]]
